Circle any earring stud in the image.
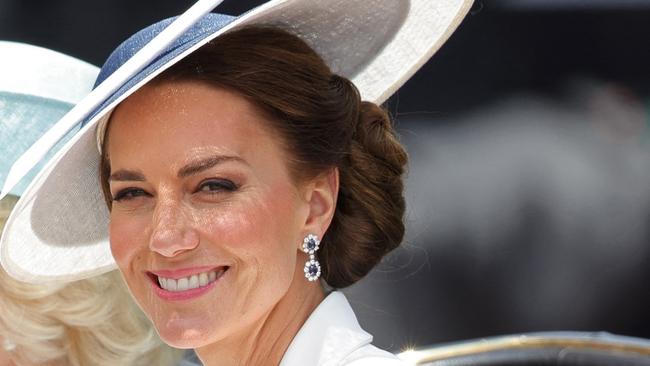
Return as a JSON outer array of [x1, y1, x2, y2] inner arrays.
[[302, 234, 321, 281]]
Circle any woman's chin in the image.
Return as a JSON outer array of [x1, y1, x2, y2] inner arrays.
[[156, 325, 215, 349], [147, 311, 222, 349]]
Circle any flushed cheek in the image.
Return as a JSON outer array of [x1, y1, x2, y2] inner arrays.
[[109, 214, 150, 285], [203, 214, 295, 326], [201, 209, 286, 278], [111, 214, 140, 250], [201, 190, 298, 285], [207, 190, 297, 255]]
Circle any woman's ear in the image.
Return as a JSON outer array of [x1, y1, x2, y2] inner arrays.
[[301, 167, 339, 240]]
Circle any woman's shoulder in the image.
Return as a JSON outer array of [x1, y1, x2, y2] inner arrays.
[[341, 344, 407, 366]]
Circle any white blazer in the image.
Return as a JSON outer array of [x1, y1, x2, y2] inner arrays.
[[280, 291, 406, 366]]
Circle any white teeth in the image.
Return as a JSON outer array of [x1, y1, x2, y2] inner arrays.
[[199, 272, 208, 287], [189, 275, 199, 289], [157, 269, 223, 292], [167, 278, 177, 291], [177, 278, 189, 291]]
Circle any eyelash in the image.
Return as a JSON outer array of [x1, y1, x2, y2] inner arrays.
[[197, 179, 238, 194], [112, 179, 238, 202], [113, 179, 238, 202], [112, 188, 149, 202]]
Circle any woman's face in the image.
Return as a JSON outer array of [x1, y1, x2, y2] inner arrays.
[[106, 80, 313, 348]]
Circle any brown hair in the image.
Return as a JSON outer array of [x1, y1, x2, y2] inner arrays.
[[100, 26, 408, 288]]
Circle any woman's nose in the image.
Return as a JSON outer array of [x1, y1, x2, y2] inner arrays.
[[149, 198, 199, 257]]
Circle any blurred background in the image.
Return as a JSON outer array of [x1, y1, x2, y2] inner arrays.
[[1, 0, 648, 353]]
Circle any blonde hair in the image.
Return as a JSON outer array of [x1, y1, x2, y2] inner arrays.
[[0, 195, 182, 366]]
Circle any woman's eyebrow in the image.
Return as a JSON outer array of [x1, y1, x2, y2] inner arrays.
[[177, 155, 245, 178], [109, 170, 146, 182]]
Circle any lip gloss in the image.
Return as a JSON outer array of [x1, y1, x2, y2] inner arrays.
[[148, 266, 227, 301]]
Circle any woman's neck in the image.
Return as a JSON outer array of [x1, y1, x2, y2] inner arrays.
[[196, 262, 326, 366]]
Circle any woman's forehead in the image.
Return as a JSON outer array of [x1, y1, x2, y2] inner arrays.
[[111, 82, 264, 143], [105, 81, 287, 173]]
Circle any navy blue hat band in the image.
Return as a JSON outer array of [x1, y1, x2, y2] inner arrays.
[[85, 14, 236, 127]]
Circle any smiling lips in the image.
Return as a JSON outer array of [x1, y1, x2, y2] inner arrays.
[[157, 268, 226, 292], [149, 267, 228, 300]]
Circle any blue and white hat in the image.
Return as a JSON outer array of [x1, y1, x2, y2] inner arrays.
[[1, 0, 473, 283]]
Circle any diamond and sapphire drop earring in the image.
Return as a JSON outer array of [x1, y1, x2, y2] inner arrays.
[[302, 234, 321, 281]]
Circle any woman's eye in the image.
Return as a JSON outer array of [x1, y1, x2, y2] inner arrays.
[[198, 179, 237, 193], [112, 188, 149, 202]]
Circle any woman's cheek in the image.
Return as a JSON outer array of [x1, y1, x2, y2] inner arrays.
[[202, 208, 258, 252], [109, 213, 147, 266]]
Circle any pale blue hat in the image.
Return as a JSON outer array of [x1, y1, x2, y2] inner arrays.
[[0, 42, 98, 196]]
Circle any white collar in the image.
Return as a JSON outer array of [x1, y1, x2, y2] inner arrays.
[[280, 291, 373, 366]]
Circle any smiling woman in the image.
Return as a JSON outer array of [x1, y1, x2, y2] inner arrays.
[[100, 28, 406, 364], [0, 1, 472, 365], [106, 81, 319, 349]]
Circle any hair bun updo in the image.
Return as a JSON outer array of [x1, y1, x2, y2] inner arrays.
[[321, 96, 408, 288]]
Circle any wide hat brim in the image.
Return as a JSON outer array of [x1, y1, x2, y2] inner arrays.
[[1, 0, 473, 283]]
